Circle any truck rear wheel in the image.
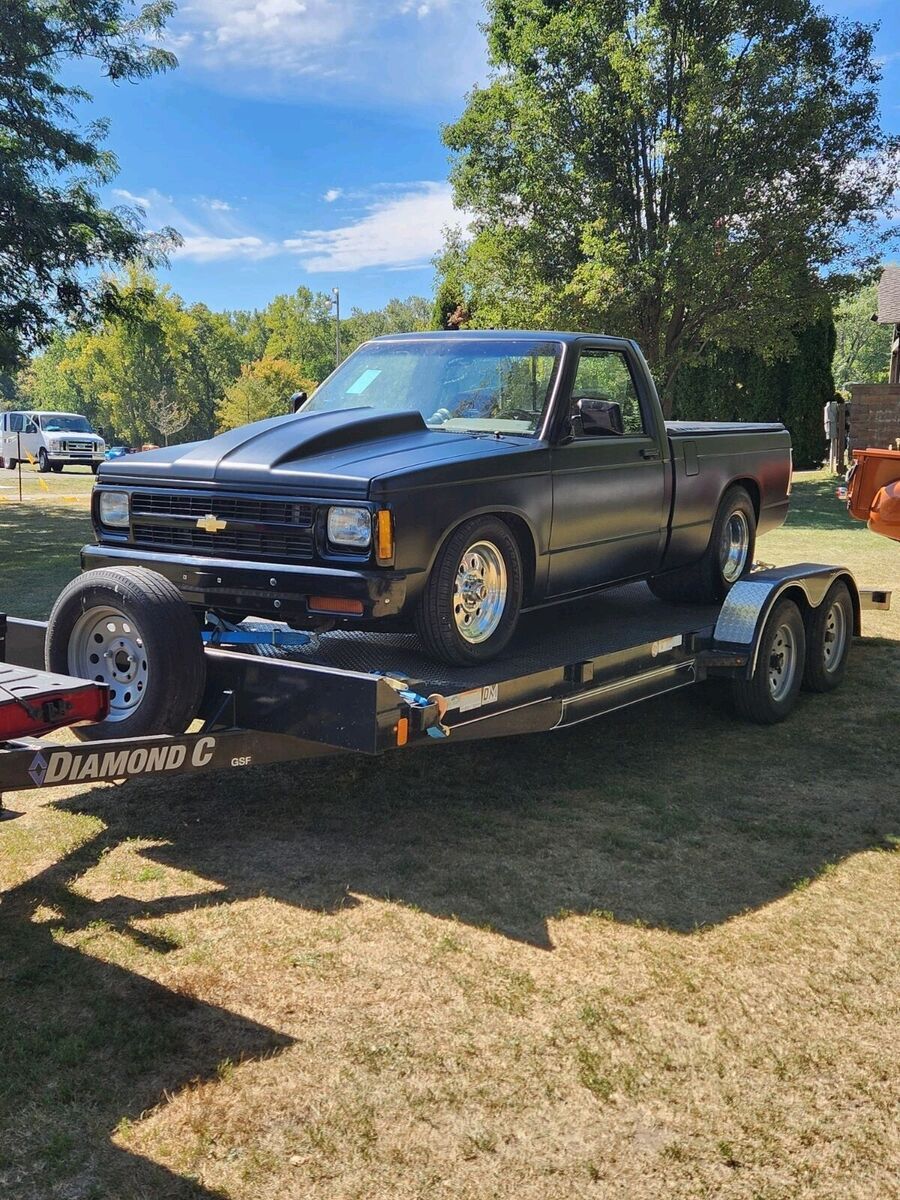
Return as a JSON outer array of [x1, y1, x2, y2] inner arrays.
[[649, 485, 756, 605], [415, 516, 523, 665], [802, 579, 853, 693], [46, 567, 206, 741], [731, 598, 806, 724]]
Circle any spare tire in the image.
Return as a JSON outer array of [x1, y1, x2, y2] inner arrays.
[[46, 566, 206, 741]]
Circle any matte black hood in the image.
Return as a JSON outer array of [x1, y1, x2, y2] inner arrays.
[[98, 407, 528, 497]]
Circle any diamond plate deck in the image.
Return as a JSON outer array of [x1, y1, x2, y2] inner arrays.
[[243, 581, 721, 693]]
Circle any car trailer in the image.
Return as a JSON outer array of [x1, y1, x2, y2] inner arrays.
[[0, 564, 891, 817]]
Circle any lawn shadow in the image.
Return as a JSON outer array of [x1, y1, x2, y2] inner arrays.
[[47, 642, 900, 952], [0, 830, 294, 1199]]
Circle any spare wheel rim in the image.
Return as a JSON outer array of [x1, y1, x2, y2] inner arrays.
[[69, 605, 149, 721]]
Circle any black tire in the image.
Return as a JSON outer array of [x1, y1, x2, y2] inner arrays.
[[649, 485, 757, 605], [5, 457, 16, 469], [731, 598, 806, 724], [51, 464, 63, 473], [802, 580, 853, 693], [414, 515, 524, 665], [90, 462, 100, 475], [46, 566, 206, 741], [38, 449, 51, 473]]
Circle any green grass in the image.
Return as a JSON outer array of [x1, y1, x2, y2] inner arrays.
[[0, 468, 898, 1199]]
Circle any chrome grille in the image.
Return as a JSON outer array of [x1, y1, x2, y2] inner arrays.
[[129, 490, 316, 563], [64, 439, 94, 453]]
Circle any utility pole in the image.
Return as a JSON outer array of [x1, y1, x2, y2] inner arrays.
[[326, 286, 341, 369]]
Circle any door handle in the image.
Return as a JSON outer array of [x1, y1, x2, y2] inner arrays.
[[640, 447, 661, 460]]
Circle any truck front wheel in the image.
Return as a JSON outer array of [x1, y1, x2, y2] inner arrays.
[[649, 485, 756, 605], [415, 516, 523, 665], [46, 567, 206, 741]]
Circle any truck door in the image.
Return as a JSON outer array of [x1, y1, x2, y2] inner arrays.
[[548, 344, 667, 596], [21, 413, 41, 463]]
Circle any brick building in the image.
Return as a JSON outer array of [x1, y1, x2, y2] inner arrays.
[[848, 268, 900, 451]]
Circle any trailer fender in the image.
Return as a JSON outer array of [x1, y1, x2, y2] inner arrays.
[[713, 564, 860, 679]]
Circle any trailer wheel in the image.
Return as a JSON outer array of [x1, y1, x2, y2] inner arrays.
[[5, 456, 16, 470], [802, 580, 853, 693], [46, 567, 206, 741], [415, 516, 523, 665], [731, 598, 806, 724], [649, 485, 756, 604]]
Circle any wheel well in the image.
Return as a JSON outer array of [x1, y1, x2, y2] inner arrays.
[[430, 511, 538, 603], [497, 512, 538, 602], [730, 477, 760, 519]]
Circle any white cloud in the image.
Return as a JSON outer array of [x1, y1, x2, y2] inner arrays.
[[114, 180, 465, 269], [323, 188, 343, 203], [176, 235, 279, 262], [284, 181, 463, 272], [167, 0, 486, 106]]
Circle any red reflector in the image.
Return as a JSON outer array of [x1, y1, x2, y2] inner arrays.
[[308, 596, 365, 616], [0, 684, 109, 741]]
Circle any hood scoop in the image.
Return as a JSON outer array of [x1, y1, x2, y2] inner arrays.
[[270, 407, 428, 466]]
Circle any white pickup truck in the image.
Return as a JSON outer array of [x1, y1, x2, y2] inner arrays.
[[0, 410, 106, 474]]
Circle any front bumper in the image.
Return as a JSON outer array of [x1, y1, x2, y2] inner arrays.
[[81, 544, 409, 624]]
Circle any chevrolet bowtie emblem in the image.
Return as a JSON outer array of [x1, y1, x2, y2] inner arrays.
[[197, 514, 227, 533]]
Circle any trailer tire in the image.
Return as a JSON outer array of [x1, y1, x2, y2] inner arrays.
[[731, 598, 806, 724], [46, 566, 206, 741], [415, 515, 523, 665], [649, 485, 756, 604], [802, 580, 853, 693], [5, 457, 16, 470]]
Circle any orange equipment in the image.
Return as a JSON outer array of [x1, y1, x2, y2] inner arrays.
[[846, 447, 900, 543]]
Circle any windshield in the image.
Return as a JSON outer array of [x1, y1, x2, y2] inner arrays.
[[301, 338, 562, 436], [40, 415, 92, 433]]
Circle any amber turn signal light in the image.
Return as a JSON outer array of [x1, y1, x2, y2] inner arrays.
[[375, 509, 394, 564], [308, 596, 365, 615]]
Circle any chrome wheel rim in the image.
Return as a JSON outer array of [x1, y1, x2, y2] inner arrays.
[[822, 601, 847, 674], [453, 540, 507, 643], [768, 623, 797, 702], [69, 605, 148, 721], [720, 510, 750, 583]]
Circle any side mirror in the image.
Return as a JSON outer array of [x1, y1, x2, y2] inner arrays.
[[289, 390, 307, 414], [575, 397, 624, 436]]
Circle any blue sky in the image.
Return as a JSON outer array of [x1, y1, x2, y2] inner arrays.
[[86, 0, 899, 316]]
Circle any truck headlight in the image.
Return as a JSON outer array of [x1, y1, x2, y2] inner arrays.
[[98, 490, 130, 527], [48, 440, 61, 452], [327, 506, 371, 548]]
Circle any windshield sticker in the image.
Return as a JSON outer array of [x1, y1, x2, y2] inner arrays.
[[346, 368, 381, 395]]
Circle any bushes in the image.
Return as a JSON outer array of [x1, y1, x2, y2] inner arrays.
[[673, 319, 836, 469]]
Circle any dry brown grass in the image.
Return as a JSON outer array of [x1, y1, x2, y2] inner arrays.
[[1, 470, 899, 1199]]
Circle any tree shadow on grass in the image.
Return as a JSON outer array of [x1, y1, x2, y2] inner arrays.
[[4, 643, 896, 1195], [0, 830, 294, 1200], [46, 643, 900, 954]]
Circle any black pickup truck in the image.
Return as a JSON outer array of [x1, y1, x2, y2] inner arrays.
[[81, 332, 791, 665]]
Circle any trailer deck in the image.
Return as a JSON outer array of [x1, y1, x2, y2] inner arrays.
[[0, 565, 886, 811]]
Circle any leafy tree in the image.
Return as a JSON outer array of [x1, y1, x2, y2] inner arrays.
[[22, 270, 239, 444], [217, 359, 316, 431], [441, 0, 897, 413], [673, 317, 836, 468], [832, 281, 892, 388], [0, 0, 178, 370], [263, 289, 336, 382]]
